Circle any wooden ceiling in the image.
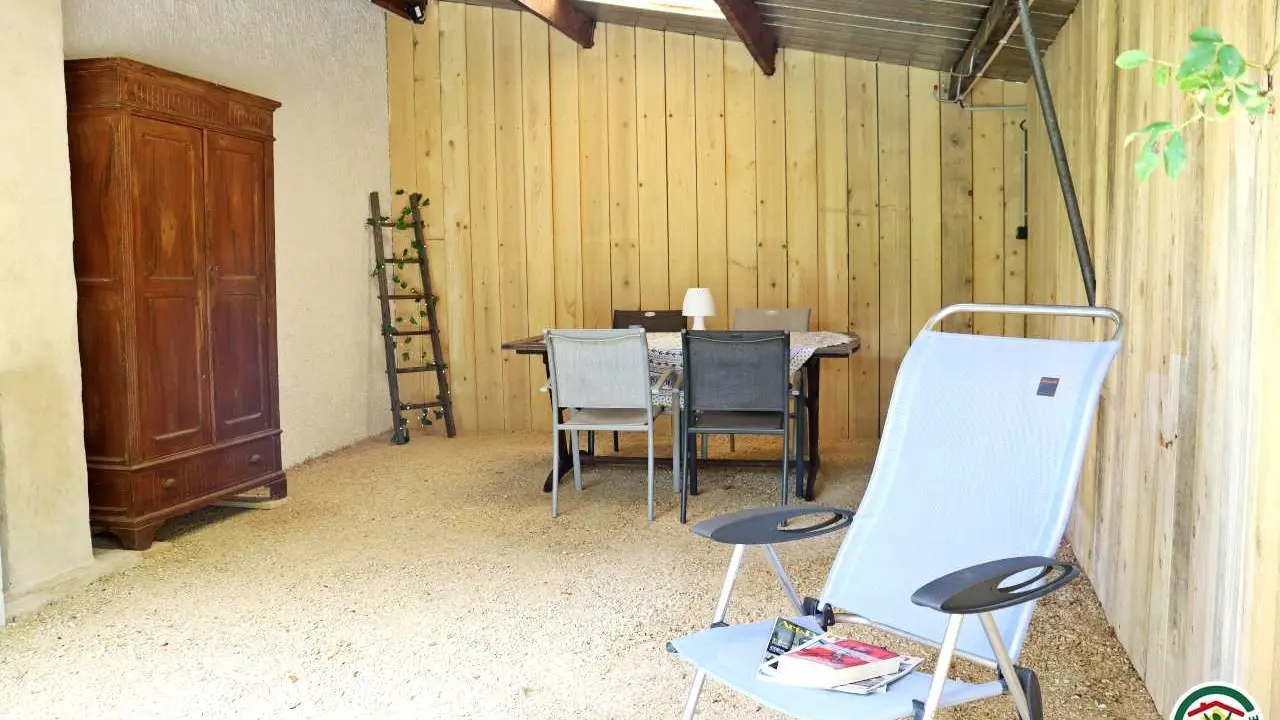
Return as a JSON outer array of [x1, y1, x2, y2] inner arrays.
[[376, 0, 1078, 89]]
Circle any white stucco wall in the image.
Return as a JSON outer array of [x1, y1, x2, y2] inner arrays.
[[0, 0, 95, 596], [63, 0, 393, 467]]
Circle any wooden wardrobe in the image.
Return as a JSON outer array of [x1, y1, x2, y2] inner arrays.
[[65, 58, 286, 550]]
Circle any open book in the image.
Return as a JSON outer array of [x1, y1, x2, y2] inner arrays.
[[757, 618, 923, 695]]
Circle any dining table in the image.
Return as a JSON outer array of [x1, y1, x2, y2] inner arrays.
[[500, 330, 860, 502]]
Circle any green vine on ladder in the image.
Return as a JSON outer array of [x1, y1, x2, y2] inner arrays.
[[1116, 26, 1277, 181]]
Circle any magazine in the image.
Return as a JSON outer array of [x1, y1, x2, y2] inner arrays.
[[756, 620, 922, 695]]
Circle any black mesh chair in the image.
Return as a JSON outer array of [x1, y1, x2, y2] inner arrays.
[[600, 310, 686, 453], [678, 330, 801, 524], [612, 309, 687, 332]]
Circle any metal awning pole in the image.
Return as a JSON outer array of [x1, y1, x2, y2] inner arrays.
[[1017, 0, 1096, 306]]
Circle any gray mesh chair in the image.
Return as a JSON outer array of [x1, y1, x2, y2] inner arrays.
[[678, 330, 799, 524], [545, 328, 677, 521], [726, 308, 811, 456], [732, 307, 811, 332], [601, 310, 686, 454]]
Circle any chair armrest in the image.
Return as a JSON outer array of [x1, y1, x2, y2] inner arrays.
[[910, 556, 1079, 614], [692, 505, 854, 545]]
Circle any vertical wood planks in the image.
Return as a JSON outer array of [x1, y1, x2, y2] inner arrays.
[[970, 80, 1005, 335], [665, 34, 698, 309], [412, 14, 445, 406], [635, 28, 669, 310], [846, 59, 880, 440], [493, 10, 530, 431], [694, 37, 727, 327], [724, 42, 759, 318], [815, 53, 849, 439], [875, 64, 910, 430], [522, 14, 554, 429], [754, 64, 788, 310], [435, 2, 477, 431], [784, 50, 818, 323], [939, 98, 973, 333], [465, 6, 504, 432], [579, 29, 612, 328], [907, 68, 941, 336], [549, 30, 582, 329], [1002, 82, 1027, 337], [606, 25, 640, 313], [389, 17, 1026, 447], [387, 20, 421, 404]]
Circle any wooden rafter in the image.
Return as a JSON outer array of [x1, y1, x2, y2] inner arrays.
[[370, 0, 426, 24], [712, 0, 778, 75], [947, 0, 1022, 100], [511, 0, 597, 48]]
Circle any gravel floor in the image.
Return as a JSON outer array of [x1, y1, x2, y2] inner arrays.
[[0, 432, 1159, 720]]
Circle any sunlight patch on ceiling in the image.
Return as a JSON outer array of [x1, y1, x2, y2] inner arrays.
[[590, 0, 725, 19]]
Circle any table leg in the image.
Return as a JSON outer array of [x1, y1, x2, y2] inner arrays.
[[804, 361, 822, 501], [542, 355, 575, 493]]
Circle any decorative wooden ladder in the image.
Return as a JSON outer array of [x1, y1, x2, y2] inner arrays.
[[367, 190, 456, 443]]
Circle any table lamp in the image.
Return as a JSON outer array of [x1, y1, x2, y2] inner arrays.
[[682, 288, 715, 330]]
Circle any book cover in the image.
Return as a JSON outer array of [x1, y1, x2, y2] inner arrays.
[[775, 637, 902, 688]]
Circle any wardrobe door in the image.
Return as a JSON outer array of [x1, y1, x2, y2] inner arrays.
[[206, 131, 271, 441], [131, 116, 212, 459]]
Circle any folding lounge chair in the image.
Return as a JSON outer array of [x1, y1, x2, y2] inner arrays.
[[668, 303, 1124, 720]]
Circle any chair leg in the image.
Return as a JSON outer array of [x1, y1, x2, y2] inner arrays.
[[781, 419, 790, 508], [613, 430, 620, 453], [671, 416, 681, 494], [571, 430, 583, 492], [980, 612, 1039, 720], [700, 434, 709, 460], [916, 615, 964, 720], [551, 428, 560, 518], [682, 671, 708, 720], [647, 427, 656, 521]]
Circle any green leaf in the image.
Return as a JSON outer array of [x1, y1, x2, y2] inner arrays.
[[1177, 41, 1219, 78], [1155, 65, 1171, 87], [1215, 87, 1235, 115], [1123, 121, 1175, 146], [1163, 131, 1187, 178], [1189, 27, 1224, 43], [1116, 49, 1152, 69], [1135, 137, 1162, 182], [1178, 74, 1210, 92], [1218, 44, 1246, 78]]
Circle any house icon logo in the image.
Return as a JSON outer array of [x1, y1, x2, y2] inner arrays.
[[1171, 682, 1262, 720]]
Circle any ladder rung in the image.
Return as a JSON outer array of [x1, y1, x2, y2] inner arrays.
[[396, 365, 442, 373], [382, 257, 423, 263], [385, 294, 435, 301], [387, 328, 438, 336], [376, 221, 423, 228], [400, 401, 444, 410]]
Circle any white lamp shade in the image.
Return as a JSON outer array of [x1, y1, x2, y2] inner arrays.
[[682, 288, 716, 317], [682, 288, 715, 330]]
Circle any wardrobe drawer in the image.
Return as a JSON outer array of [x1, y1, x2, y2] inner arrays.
[[136, 437, 279, 512]]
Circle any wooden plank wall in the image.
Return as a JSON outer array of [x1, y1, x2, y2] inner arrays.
[[387, 3, 1026, 439], [1025, 0, 1280, 714]]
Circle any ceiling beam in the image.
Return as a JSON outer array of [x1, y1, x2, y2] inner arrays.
[[511, 0, 597, 48], [370, 0, 427, 24], [947, 0, 1022, 100], [712, 0, 778, 75]]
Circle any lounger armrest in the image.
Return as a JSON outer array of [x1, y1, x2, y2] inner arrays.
[[910, 556, 1079, 614], [692, 505, 854, 545]]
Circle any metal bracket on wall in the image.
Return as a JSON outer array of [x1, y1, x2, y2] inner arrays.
[[1017, 0, 1096, 306]]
